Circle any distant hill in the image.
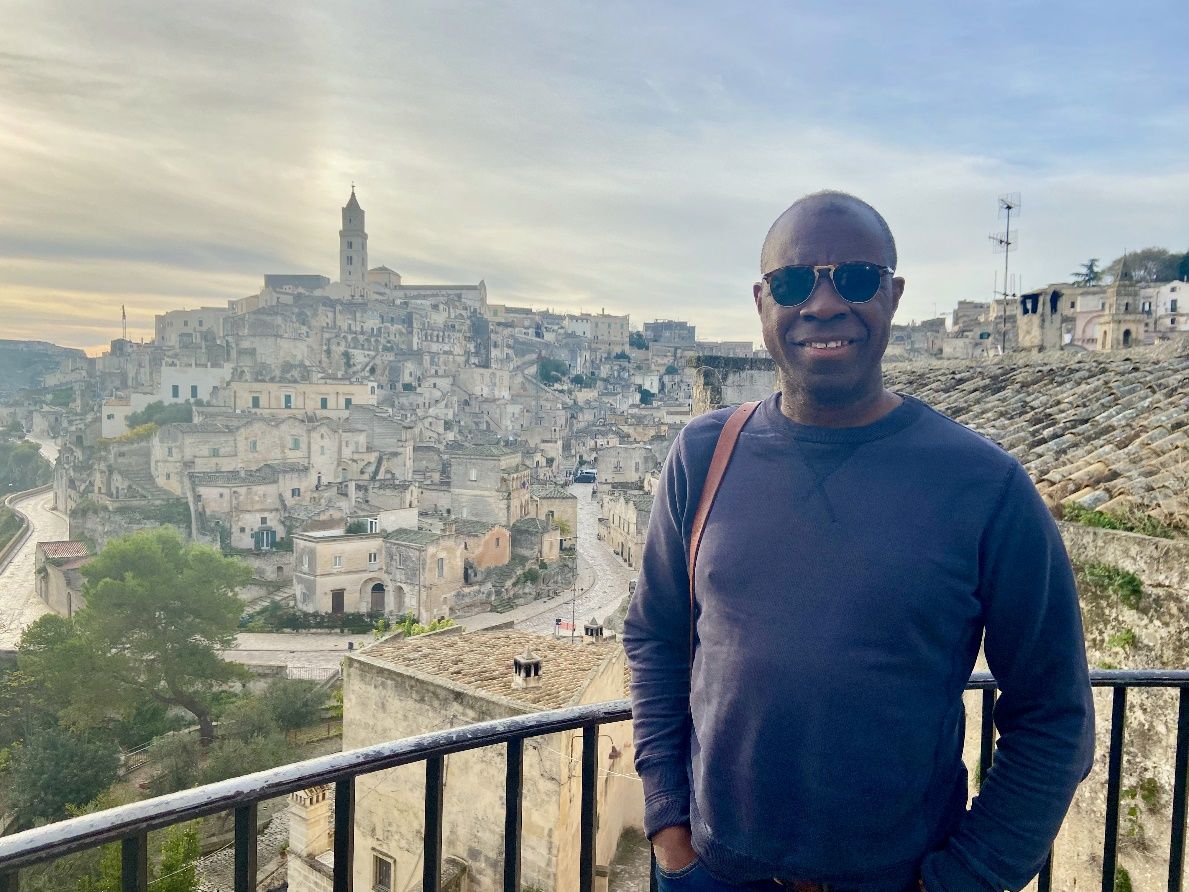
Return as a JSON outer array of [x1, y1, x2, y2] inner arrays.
[[0, 340, 85, 394]]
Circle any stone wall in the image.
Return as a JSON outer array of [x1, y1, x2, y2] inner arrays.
[[1058, 522, 1189, 593], [690, 355, 776, 415]]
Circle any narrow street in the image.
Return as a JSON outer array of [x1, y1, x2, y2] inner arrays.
[[515, 482, 635, 636], [0, 438, 62, 649]]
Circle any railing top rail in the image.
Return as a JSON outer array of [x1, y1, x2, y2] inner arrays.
[[2, 669, 1189, 871]]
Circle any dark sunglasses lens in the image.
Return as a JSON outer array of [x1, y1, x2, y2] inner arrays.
[[768, 266, 817, 306], [832, 263, 883, 302]]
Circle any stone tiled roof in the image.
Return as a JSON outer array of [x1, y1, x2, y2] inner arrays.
[[362, 630, 623, 709], [384, 528, 443, 546], [447, 444, 519, 458], [189, 462, 308, 486], [511, 517, 556, 533], [530, 484, 576, 500], [452, 519, 499, 536], [885, 349, 1189, 526], [39, 541, 90, 559]]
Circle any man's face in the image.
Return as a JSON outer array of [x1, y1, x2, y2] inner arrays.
[[753, 203, 904, 410]]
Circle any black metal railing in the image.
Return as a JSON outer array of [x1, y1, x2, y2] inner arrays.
[[1, 671, 1188, 892]]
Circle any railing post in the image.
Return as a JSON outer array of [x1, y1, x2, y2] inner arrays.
[[234, 803, 258, 892], [424, 754, 445, 892], [580, 725, 598, 892], [121, 833, 148, 892], [1037, 848, 1054, 892], [980, 688, 996, 787], [504, 738, 524, 892], [1102, 687, 1127, 892], [1169, 687, 1189, 892], [334, 778, 355, 892]]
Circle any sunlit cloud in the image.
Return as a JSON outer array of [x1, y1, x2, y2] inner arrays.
[[2, 0, 1188, 350]]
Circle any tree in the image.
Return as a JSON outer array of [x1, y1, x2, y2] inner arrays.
[[1178, 252, 1189, 282], [538, 357, 568, 384], [629, 331, 649, 350], [260, 678, 323, 732], [145, 733, 201, 795], [1103, 248, 1182, 284], [126, 400, 193, 428], [38, 528, 252, 744], [1071, 258, 1102, 286], [664, 364, 680, 376], [638, 387, 655, 405], [7, 725, 120, 825]]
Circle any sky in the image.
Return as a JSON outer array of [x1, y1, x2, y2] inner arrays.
[[2, 1, 1189, 353]]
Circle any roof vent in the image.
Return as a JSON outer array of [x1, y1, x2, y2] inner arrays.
[[513, 649, 542, 689]]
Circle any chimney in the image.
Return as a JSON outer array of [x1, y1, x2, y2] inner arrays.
[[512, 649, 542, 689], [583, 617, 604, 644], [287, 784, 332, 858]]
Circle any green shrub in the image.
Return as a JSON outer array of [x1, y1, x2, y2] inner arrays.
[[1078, 562, 1144, 610], [1107, 628, 1137, 650], [1115, 865, 1132, 892], [1063, 502, 1183, 539]]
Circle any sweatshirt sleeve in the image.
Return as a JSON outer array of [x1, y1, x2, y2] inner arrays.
[[922, 464, 1096, 892], [622, 428, 698, 839]]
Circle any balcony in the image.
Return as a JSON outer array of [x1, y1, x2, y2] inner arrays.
[[1, 671, 1188, 892]]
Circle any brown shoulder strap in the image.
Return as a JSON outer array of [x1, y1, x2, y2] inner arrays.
[[687, 400, 761, 661]]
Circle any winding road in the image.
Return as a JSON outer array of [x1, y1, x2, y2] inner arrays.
[[0, 438, 62, 649], [516, 482, 635, 636]]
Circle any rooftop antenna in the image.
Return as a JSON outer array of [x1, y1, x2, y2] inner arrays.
[[121, 304, 127, 341], [989, 192, 1021, 354]]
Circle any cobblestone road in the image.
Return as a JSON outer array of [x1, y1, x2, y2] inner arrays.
[[0, 439, 62, 648], [516, 483, 635, 636]]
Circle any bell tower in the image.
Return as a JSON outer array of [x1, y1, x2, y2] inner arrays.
[[339, 185, 368, 293]]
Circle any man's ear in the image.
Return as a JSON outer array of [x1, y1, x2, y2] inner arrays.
[[890, 276, 905, 316], [753, 281, 764, 314]]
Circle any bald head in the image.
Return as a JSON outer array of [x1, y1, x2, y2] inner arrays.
[[760, 191, 897, 274]]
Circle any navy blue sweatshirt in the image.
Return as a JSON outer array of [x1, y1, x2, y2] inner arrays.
[[622, 393, 1094, 892]]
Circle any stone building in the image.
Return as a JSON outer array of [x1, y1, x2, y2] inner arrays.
[[34, 541, 91, 617], [383, 528, 467, 622], [447, 445, 533, 526], [225, 379, 376, 418], [1017, 286, 1071, 352], [154, 307, 230, 348], [293, 529, 388, 614], [339, 187, 368, 294], [599, 490, 654, 570], [510, 517, 562, 562], [530, 484, 578, 546], [188, 463, 307, 550], [285, 629, 642, 892], [595, 444, 658, 486], [1098, 259, 1147, 350]]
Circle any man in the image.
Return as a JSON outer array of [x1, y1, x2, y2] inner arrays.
[[622, 192, 1094, 892]]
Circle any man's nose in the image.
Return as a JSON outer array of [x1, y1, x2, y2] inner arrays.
[[799, 272, 851, 320]]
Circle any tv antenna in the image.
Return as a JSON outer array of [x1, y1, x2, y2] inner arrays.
[[989, 192, 1021, 354]]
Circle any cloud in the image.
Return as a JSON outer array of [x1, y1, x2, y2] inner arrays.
[[1, 0, 1188, 350]]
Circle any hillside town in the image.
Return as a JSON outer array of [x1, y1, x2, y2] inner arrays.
[[1, 189, 1188, 892]]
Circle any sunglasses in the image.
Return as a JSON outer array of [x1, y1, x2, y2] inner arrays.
[[762, 262, 893, 307]]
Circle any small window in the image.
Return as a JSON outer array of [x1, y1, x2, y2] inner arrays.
[[347, 240, 353, 249], [468, 467, 477, 481], [320, 397, 328, 409], [1172, 299, 1179, 313], [291, 487, 300, 497], [251, 395, 260, 409], [166, 446, 173, 457], [373, 855, 393, 892], [333, 555, 343, 568], [171, 385, 180, 398], [190, 385, 198, 399], [344, 397, 352, 409], [165, 472, 171, 481], [283, 394, 293, 409], [368, 518, 378, 533], [302, 554, 310, 570], [368, 551, 378, 564], [437, 557, 445, 578], [347, 255, 353, 265], [394, 551, 402, 568], [210, 447, 220, 457], [260, 516, 268, 525], [495, 537, 501, 547], [249, 439, 257, 453], [290, 437, 300, 450]]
